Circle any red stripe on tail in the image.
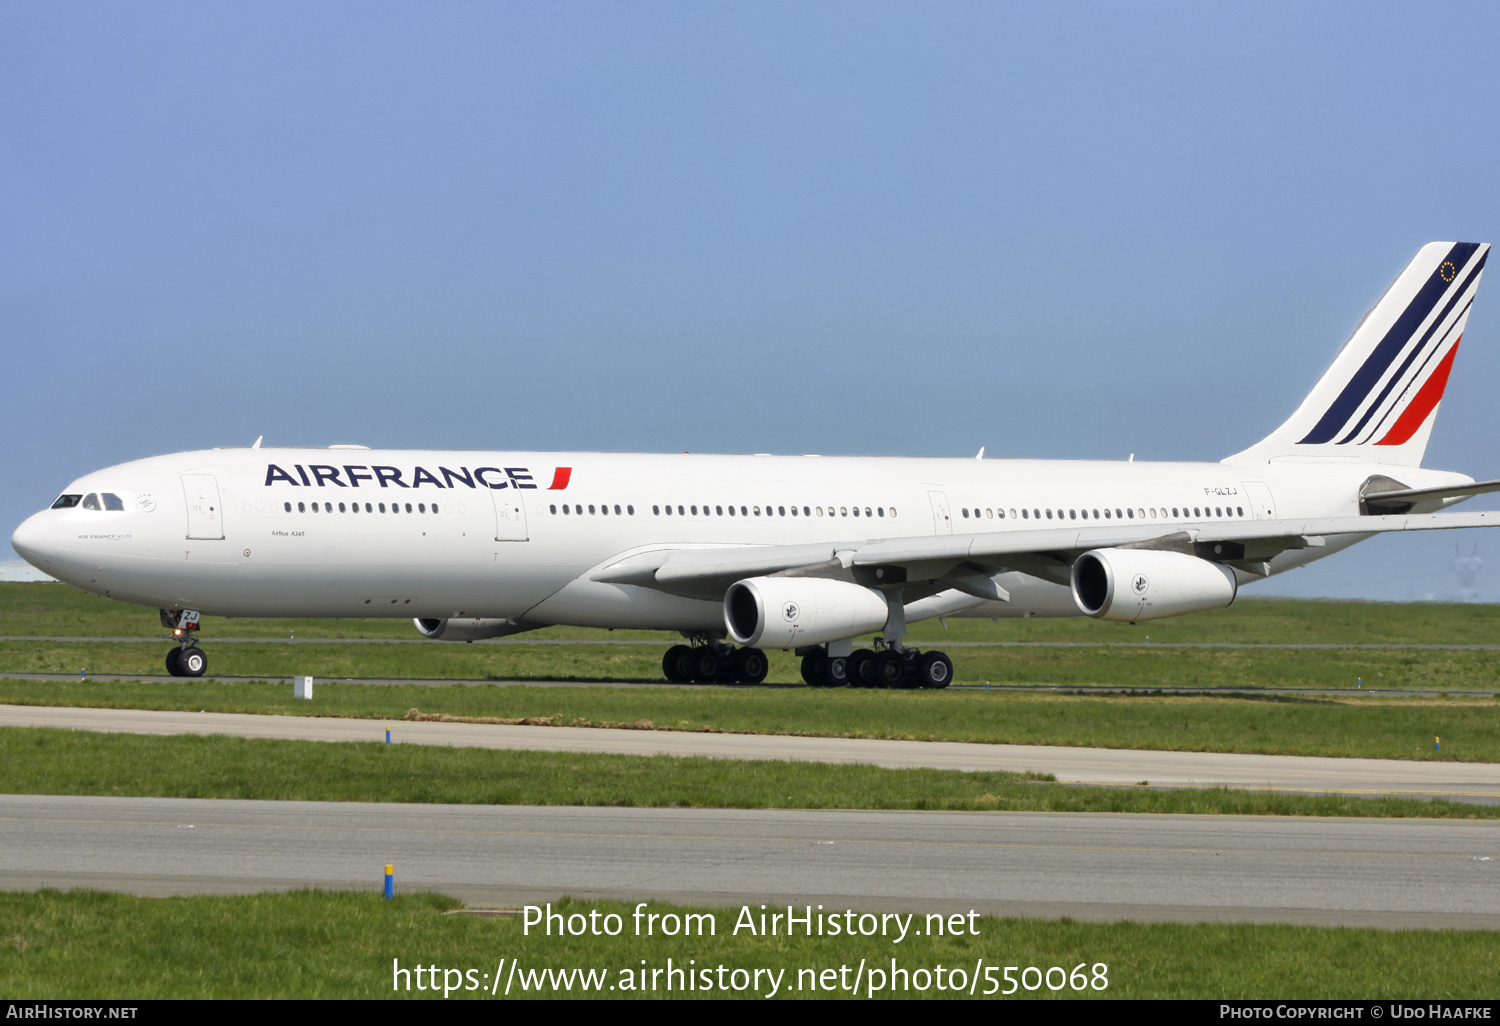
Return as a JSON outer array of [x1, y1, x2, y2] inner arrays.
[[1376, 338, 1461, 446]]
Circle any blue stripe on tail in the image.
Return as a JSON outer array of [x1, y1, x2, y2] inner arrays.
[[1299, 242, 1480, 444], [1335, 248, 1489, 444]]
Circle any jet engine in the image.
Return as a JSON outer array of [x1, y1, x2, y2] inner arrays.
[[724, 576, 890, 649], [413, 617, 530, 642], [1071, 548, 1237, 622]]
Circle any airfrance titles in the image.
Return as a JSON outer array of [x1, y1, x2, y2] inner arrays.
[[263, 463, 541, 491]]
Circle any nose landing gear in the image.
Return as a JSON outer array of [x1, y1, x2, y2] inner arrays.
[[161, 609, 207, 678]]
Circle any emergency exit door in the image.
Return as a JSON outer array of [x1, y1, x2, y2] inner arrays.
[[181, 474, 225, 540]]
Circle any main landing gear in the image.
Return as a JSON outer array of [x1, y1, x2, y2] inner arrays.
[[800, 644, 953, 690], [161, 609, 208, 678], [661, 642, 769, 684]]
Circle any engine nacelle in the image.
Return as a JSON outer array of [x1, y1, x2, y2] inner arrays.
[[1071, 548, 1236, 622], [724, 576, 890, 649], [413, 617, 527, 642]]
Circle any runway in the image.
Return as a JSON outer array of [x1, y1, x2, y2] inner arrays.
[[1, 795, 1494, 929], [7, 635, 1500, 649], [1, 671, 1494, 698], [5, 703, 1500, 803]]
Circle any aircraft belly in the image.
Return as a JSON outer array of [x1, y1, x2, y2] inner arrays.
[[525, 578, 723, 632], [953, 572, 1080, 619], [58, 535, 581, 619]]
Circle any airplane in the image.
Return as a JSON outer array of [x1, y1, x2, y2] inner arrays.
[[12, 241, 1500, 688]]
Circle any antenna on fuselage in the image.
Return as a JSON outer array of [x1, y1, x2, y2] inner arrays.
[[975, 447, 985, 459], [252, 436, 263, 449]]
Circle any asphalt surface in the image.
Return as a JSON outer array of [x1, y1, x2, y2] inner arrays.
[[5, 703, 1499, 803], [2, 795, 1494, 929]]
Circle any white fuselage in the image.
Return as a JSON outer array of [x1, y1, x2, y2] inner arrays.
[[10, 447, 1469, 632]]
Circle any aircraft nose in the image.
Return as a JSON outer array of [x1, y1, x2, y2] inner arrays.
[[11, 512, 57, 570]]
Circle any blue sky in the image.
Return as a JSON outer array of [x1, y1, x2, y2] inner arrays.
[[5, 2, 1500, 599]]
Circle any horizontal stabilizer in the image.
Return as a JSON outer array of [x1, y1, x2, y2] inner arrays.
[[1361, 477, 1500, 512]]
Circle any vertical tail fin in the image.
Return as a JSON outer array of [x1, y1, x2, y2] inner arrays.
[[1226, 241, 1489, 467]]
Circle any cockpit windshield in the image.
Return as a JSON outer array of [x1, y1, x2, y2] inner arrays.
[[63, 492, 125, 511]]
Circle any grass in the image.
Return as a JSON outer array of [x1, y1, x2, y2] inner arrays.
[[4, 726, 1495, 817], [1, 679, 1497, 762], [8, 585, 1500, 691], [10, 638, 1500, 691], [8, 580, 1500, 645], [0, 891, 1494, 999]]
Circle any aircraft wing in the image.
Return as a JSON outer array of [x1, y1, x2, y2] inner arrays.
[[590, 510, 1500, 600]]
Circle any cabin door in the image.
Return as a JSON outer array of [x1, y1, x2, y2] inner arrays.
[[928, 491, 953, 534], [492, 492, 529, 541]]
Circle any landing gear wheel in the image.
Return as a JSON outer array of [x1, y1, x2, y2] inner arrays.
[[818, 656, 850, 687], [178, 647, 207, 678], [917, 651, 953, 689], [800, 652, 822, 686], [849, 649, 875, 688], [663, 645, 693, 683], [873, 651, 906, 689], [689, 647, 722, 683], [165, 648, 183, 677], [733, 647, 769, 685]]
